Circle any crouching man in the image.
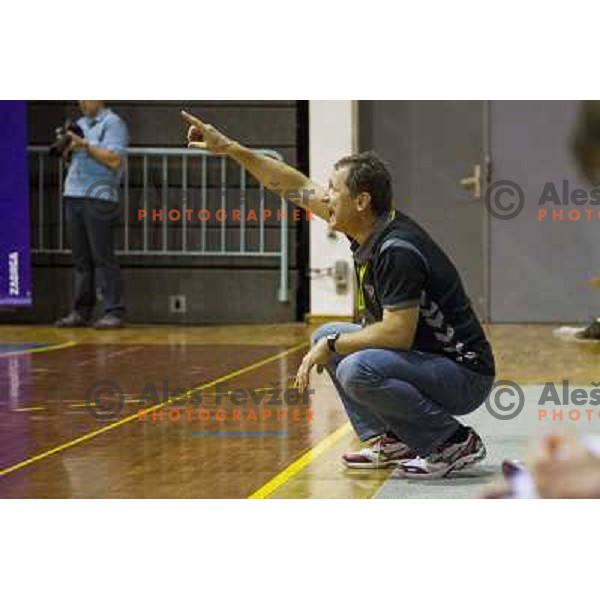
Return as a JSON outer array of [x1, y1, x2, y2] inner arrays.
[[181, 110, 495, 479]]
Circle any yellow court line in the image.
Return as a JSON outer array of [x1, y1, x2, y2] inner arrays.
[[0, 342, 308, 479], [13, 407, 46, 413], [0, 341, 77, 358], [248, 422, 353, 499], [68, 399, 141, 408]]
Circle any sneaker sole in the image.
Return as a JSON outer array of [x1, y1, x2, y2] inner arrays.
[[399, 445, 487, 480], [341, 457, 401, 470], [444, 444, 487, 477]]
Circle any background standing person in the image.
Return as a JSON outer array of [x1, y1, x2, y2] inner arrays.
[[55, 101, 129, 329]]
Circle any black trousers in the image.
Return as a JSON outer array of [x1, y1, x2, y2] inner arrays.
[[65, 197, 125, 318]]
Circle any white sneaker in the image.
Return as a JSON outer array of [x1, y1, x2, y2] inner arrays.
[[342, 435, 418, 469], [397, 428, 486, 479]]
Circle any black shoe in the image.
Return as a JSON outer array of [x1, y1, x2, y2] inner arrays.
[[55, 312, 91, 328], [575, 318, 600, 340], [93, 314, 124, 330]]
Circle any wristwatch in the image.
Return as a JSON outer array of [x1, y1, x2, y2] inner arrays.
[[326, 332, 341, 353]]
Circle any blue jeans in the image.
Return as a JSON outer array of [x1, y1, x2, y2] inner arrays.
[[65, 197, 125, 319], [312, 322, 495, 455]]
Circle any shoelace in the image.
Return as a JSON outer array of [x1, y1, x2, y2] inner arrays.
[[428, 434, 470, 465], [372, 435, 404, 467], [373, 435, 385, 469]]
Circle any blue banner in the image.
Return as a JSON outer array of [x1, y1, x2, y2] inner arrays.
[[0, 101, 31, 306]]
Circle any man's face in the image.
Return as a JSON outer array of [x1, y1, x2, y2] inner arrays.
[[326, 166, 362, 233], [79, 101, 104, 118]]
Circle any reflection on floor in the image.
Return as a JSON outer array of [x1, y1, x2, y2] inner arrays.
[[0, 323, 598, 498]]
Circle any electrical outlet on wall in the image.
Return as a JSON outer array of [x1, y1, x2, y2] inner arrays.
[[169, 295, 187, 314]]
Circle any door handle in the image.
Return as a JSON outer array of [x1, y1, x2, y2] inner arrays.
[[459, 164, 481, 199]]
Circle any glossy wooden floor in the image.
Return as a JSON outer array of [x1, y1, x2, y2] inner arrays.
[[0, 323, 598, 499]]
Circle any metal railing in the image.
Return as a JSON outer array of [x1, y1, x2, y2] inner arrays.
[[28, 146, 289, 302]]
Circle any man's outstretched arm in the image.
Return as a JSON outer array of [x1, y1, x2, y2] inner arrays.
[[181, 110, 331, 221]]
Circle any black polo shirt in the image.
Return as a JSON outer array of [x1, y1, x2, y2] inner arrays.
[[350, 211, 495, 376]]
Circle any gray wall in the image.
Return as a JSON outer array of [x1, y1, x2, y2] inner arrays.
[[360, 100, 598, 324], [359, 101, 487, 318], [3, 101, 307, 324], [490, 101, 600, 323], [8, 263, 298, 325]]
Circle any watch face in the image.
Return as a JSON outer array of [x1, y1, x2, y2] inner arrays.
[[327, 333, 339, 351]]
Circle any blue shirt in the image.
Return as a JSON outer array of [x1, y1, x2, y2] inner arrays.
[[64, 108, 129, 202]]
